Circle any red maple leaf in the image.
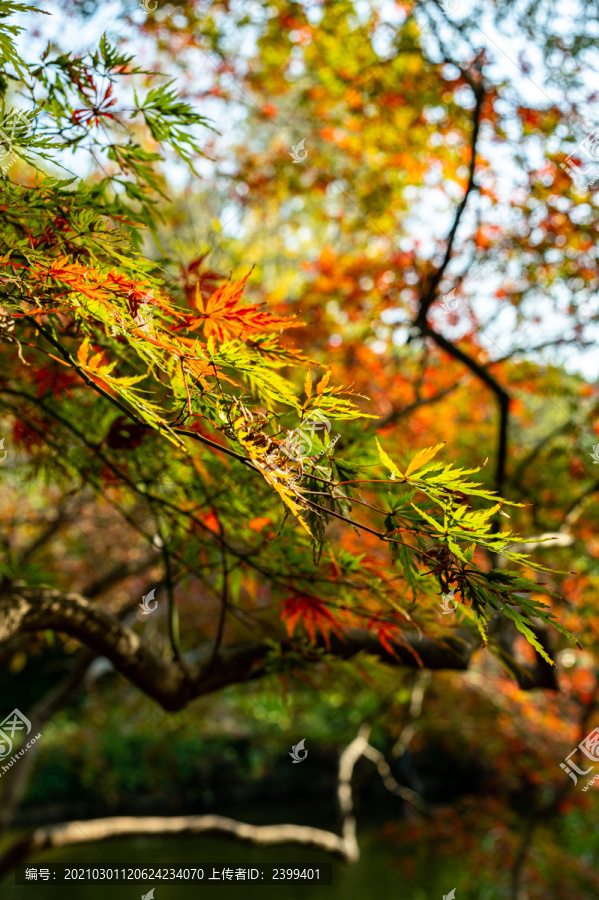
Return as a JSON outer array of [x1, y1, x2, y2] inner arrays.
[[71, 81, 117, 128], [366, 618, 403, 659], [280, 593, 344, 649]]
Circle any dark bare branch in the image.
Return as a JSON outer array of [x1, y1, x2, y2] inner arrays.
[[413, 76, 484, 329], [418, 323, 510, 492], [0, 586, 557, 719]]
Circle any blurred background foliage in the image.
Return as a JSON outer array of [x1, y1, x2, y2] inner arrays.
[[3, 0, 599, 897]]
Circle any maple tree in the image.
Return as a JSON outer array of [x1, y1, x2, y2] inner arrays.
[[1, 1, 599, 897]]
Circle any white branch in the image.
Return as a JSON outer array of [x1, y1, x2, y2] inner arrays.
[[29, 814, 353, 858], [0, 725, 391, 877], [0, 722, 434, 879], [361, 744, 429, 813]]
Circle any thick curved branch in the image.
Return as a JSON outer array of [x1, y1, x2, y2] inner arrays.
[[0, 723, 412, 879], [0, 586, 481, 711], [0, 586, 189, 710], [0, 721, 433, 880], [0, 814, 355, 879], [1, 585, 556, 712]]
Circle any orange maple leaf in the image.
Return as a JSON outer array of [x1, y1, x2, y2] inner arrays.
[[182, 273, 299, 342], [248, 516, 272, 532], [77, 337, 109, 374]]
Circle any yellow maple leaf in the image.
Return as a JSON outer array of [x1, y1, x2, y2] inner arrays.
[[316, 368, 331, 395], [304, 371, 313, 400], [405, 443, 446, 478], [375, 437, 403, 478]]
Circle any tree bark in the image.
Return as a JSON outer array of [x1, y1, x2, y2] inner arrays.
[[0, 586, 481, 712]]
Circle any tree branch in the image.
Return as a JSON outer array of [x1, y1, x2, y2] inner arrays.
[[418, 323, 510, 493], [0, 814, 355, 878], [0, 722, 423, 879], [0, 586, 482, 712], [413, 76, 484, 329]]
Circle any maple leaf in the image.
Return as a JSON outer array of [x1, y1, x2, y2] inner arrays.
[[376, 437, 403, 479], [77, 337, 114, 375], [256, 459, 313, 536], [182, 273, 300, 342], [76, 337, 146, 389], [281, 593, 344, 649], [72, 80, 117, 127], [203, 511, 221, 533], [181, 254, 224, 302], [405, 443, 446, 478], [366, 618, 403, 659]]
